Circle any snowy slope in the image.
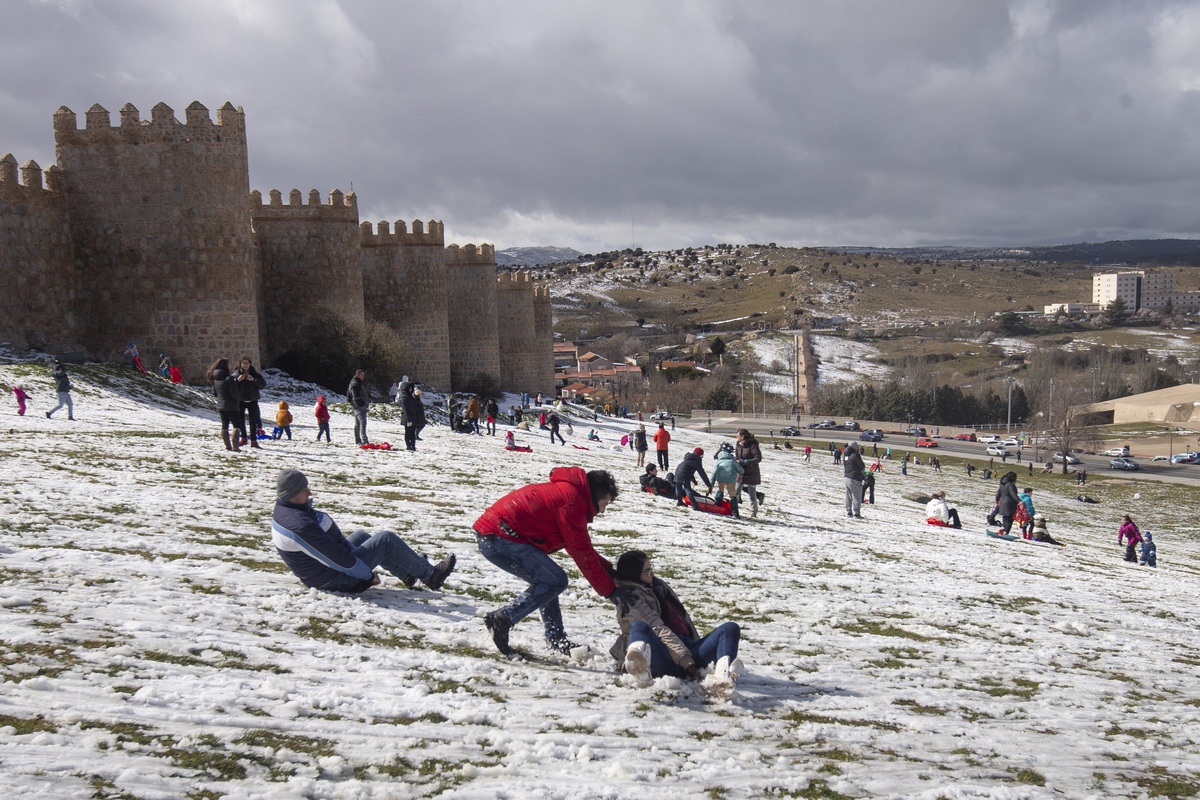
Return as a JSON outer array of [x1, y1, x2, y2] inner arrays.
[[1, 358, 1198, 798]]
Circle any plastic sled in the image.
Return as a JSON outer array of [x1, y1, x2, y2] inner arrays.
[[505, 445, 533, 452], [572, 444, 590, 450], [360, 442, 392, 450], [925, 517, 953, 527], [683, 495, 735, 516]]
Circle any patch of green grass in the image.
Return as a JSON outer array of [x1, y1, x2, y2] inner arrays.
[[1013, 768, 1046, 786], [968, 677, 1041, 700], [234, 729, 336, 758], [836, 619, 937, 642], [1125, 765, 1200, 798], [893, 698, 947, 716], [779, 709, 900, 731], [0, 713, 58, 735]]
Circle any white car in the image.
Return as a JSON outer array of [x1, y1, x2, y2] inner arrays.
[[1102, 446, 1131, 457], [1053, 453, 1082, 465], [977, 435, 1002, 444], [985, 445, 1011, 457], [1001, 438, 1020, 447], [1150, 454, 1172, 462]]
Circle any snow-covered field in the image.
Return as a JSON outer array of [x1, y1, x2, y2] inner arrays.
[[2, 357, 1199, 798]]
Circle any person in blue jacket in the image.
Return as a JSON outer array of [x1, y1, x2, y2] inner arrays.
[[271, 469, 455, 593]]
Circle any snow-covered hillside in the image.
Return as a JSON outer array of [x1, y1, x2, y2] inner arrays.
[[1, 356, 1198, 798]]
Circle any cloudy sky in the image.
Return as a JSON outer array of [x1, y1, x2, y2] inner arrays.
[[4, 0, 1199, 252]]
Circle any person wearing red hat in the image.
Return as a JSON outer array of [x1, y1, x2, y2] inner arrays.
[[672, 447, 712, 509]]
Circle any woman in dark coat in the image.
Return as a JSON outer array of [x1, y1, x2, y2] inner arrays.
[[735, 428, 763, 518], [994, 471, 1021, 533], [205, 358, 243, 452], [232, 355, 267, 448], [400, 381, 425, 451]]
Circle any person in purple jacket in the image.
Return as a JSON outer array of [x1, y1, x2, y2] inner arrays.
[[271, 469, 455, 593]]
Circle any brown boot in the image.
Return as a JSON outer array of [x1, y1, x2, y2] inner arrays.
[[221, 430, 233, 451]]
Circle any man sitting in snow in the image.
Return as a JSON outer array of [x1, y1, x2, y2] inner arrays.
[[272, 469, 455, 593]]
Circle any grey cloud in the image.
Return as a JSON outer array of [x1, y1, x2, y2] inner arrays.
[[3, 0, 1199, 250]]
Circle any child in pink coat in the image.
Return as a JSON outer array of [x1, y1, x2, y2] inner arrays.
[[11, 384, 30, 415], [1118, 515, 1142, 563]]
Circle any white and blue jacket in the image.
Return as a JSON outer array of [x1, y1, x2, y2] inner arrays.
[[272, 499, 373, 589]]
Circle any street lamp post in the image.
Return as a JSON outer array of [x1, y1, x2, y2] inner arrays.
[[1005, 376, 1015, 435]]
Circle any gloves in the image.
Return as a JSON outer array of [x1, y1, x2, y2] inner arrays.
[[685, 663, 703, 682]]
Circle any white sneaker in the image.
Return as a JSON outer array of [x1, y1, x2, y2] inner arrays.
[[623, 641, 653, 687]]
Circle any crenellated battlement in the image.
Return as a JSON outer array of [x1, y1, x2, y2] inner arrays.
[[497, 269, 534, 287], [0, 153, 65, 202], [250, 188, 358, 222], [445, 242, 496, 266], [359, 218, 445, 246], [53, 100, 246, 147]]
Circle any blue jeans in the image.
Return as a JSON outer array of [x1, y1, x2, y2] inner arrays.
[[628, 619, 740, 678], [475, 533, 567, 638], [675, 482, 702, 508], [322, 530, 432, 591], [49, 391, 73, 418]]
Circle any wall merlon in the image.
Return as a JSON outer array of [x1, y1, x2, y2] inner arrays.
[[0, 153, 16, 184], [85, 103, 110, 129], [20, 159, 43, 189], [150, 102, 175, 126], [184, 100, 211, 126], [119, 103, 140, 127]]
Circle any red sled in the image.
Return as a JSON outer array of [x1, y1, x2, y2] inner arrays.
[[683, 495, 735, 516], [572, 444, 590, 450], [360, 442, 392, 450], [925, 517, 953, 527], [505, 445, 533, 452]]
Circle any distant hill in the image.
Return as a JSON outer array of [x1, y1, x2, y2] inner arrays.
[[495, 246, 581, 267], [830, 239, 1200, 266]]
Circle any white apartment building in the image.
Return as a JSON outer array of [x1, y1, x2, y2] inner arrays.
[[1090, 269, 1200, 314]]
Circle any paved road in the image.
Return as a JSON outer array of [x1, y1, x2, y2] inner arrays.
[[679, 416, 1200, 488]]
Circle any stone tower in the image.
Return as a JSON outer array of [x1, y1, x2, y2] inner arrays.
[[444, 243, 501, 391], [251, 188, 362, 365], [532, 285, 555, 395], [495, 270, 538, 393], [53, 101, 258, 379], [0, 154, 76, 353], [361, 219, 451, 389]]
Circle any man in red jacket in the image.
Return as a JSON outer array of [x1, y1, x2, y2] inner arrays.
[[474, 467, 618, 656]]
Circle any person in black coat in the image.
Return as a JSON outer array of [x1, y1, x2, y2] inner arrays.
[[400, 381, 425, 451], [673, 448, 712, 509], [639, 464, 675, 498], [995, 471, 1021, 533], [347, 369, 370, 444], [205, 357, 244, 452], [843, 442, 866, 518], [232, 356, 267, 449]]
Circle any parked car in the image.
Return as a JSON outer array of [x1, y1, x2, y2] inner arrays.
[[859, 431, 883, 442], [986, 445, 1011, 457], [864, 428, 885, 438], [954, 432, 977, 441], [903, 427, 927, 437], [649, 411, 672, 420], [1150, 454, 1172, 462], [915, 437, 938, 448], [777, 426, 799, 436], [1102, 446, 1131, 457], [977, 434, 1002, 444], [803, 422, 822, 429], [1001, 438, 1020, 447], [1109, 457, 1139, 470], [1170, 452, 1200, 464], [816, 420, 838, 429], [842, 421, 861, 430], [1052, 453, 1082, 464]]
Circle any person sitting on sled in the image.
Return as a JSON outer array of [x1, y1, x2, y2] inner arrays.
[[504, 429, 517, 448], [639, 464, 675, 497], [925, 490, 962, 528], [1029, 513, 1064, 546], [673, 448, 712, 509], [710, 442, 744, 519], [610, 550, 743, 697]]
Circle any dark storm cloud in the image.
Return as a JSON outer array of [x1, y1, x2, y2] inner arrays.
[[4, 0, 1199, 250]]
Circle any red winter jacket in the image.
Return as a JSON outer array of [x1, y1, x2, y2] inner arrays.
[[474, 467, 615, 597]]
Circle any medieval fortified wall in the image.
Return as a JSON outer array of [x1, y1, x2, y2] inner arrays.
[[0, 100, 553, 394]]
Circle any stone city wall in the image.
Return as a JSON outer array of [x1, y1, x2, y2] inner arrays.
[[445, 243, 501, 390]]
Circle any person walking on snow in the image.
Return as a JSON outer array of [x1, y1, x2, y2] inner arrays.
[[1118, 515, 1142, 563], [205, 358, 243, 452], [843, 442, 866, 518], [45, 360, 74, 420], [315, 396, 331, 442], [10, 383, 30, 416], [711, 443, 744, 518], [474, 468, 619, 656], [272, 469, 455, 594], [273, 401, 293, 440], [673, 447, 712, 510], [400, 379, 425, 451], [233, 356, 267, 448], [347, 369, 370, 445]]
